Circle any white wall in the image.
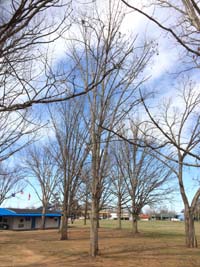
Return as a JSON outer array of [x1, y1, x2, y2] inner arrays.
[[12, 217, 32, 230], [44, 217, 59, 229], [35, 216, 59, 229], [7, 216, 59, 230], [110, 213, 118, 219]]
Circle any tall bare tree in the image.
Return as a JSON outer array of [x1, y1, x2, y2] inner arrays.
[[48, 99, 89, 240], [67, 0, 153, 256], [140, 83, 200, 247]]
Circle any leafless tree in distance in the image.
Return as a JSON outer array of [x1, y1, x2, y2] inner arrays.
[[113, 120, 173, 234], [23, 144, 60, 229]]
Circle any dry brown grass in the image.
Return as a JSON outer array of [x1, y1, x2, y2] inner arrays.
[[0, 221, 200, 267]]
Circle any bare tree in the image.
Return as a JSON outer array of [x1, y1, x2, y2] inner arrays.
[[140, 83, 200, 247], [0, 0, 129, 113], [0, 110, 40, 202], [48, 99, 89, 240], [67, 0, 153, 256], [0, 0, 71, 165], [78, 167, 92, 225], [113, 121, 172, 234], [0, 163, 24, 205], [23, 144, 60, 229], [101, 82, 200, 247], [0, 0, 75, 112], [110, 148, 129, 229]]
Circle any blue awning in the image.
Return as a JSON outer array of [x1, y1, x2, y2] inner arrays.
[[10, 213, 61, 217], [0, 208, 16, 216]]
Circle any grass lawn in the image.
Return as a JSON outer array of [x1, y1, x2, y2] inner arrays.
[[0, 220, 200, 267]]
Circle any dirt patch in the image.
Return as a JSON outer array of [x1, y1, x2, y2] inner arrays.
[[0, 222, 200, 267]]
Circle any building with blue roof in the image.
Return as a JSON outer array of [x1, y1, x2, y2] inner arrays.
[[0, 208, 61, 230]]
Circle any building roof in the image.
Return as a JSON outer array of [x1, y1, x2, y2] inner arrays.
[[0, 208, 16, 216], [0, 208, 61, 217]]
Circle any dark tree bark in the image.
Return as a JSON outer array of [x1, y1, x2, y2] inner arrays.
[[132, 214, 138, 234], [41, 205, 46, 230], [117, 197, 122, 229]]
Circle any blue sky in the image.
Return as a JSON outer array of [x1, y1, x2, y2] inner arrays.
[[1, 0, 200, 213]]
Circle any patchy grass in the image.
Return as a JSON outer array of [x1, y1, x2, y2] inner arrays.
[[0, 220, 200, 267]]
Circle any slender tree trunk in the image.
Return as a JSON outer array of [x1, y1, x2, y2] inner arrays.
[[60, 170, 69, 240], [132, 214, 138, 234], [84, 195, 88, 225], [117, 197, 122, 229], [184, 208, 197, 248], [97, 217, 100, 228], [40, 205, 46, 230], [90, 197, 99, 257], [84, 214, 87, 225]]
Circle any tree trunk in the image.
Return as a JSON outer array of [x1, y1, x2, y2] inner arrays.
[[97, 217, 100, 228], [84, 215, 87, 225], [84, 196, 88, 225], [40, 205, 46, 230], [178, 161, 197, 248], [60, 165, 69, 240], [97, 203, 100, 228], [60, 180, 69, 240], [117, 198, 122, 229], [132, 214, 138, 234], [90, 197, 99, 257], [184, 208, 197, 248], [60, 208, 68, 240]]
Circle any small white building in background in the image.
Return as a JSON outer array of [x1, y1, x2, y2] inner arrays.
[[110, 212, 130, 220], [110, 212, 118, 220]]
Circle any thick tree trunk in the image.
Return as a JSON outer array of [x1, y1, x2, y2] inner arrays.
[[60, 179, 69, 240], [90, 197, 99, 257], [178, 161, 197, 248], [40, 205, 46, 230], [117, 198, 122, 229], [60, 208, 68, 240], [184, 208, 197, 248], [60, 165, 69, 240], [132, 214, 138, 234]]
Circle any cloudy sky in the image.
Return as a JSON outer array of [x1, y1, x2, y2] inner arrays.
[[3, 0, 200, 213]]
